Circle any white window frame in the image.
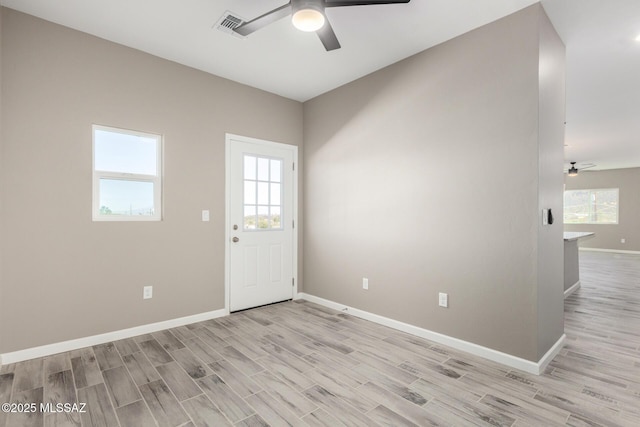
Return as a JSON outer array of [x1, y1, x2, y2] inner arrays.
[[563, 188, 619, 225], [92, 124, 163, 221]]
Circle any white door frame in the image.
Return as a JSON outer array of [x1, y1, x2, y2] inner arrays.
[[224, 133, 298, 313]]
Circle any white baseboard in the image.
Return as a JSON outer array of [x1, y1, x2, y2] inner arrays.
[[0, 309, 228, 366], [295, 293, 565, 375], [564, 281, 581, 299], [579, 247, 640, 255]]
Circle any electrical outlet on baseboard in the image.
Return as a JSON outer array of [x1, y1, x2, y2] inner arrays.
[[143, 286, 153, 299]]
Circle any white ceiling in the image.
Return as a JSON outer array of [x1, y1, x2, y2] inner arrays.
[[2, 0, 639, 170]]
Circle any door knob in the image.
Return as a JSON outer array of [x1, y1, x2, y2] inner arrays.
[[232, 237, 239, 243]]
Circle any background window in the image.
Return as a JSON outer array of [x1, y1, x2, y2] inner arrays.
[[93, 125, 162, 221], [564, 188, 618, 224]]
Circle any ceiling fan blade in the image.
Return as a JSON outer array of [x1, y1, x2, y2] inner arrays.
[[580, 164, 597, 170], [233, 3, 291, 36], [317, 19, 341, 51], [324, 0, 410, 7]]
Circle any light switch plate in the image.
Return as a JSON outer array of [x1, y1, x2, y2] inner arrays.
[[439, 292, 448, 308], [202, 210, 210, 222]]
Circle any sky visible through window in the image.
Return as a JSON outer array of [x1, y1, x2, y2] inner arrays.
[[95, 129, 158, 215]]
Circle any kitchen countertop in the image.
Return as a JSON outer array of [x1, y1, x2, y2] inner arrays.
[[563, 232, 595, 242]]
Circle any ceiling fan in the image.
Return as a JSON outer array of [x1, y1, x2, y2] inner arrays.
[[566, 161, 596, 176], [233, 0, 411, 51]]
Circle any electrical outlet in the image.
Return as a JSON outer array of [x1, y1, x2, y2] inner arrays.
[[621, 238, 626, 244], [362, 278, 369, 290], [439, 292, 448, 308], [143, 286, 153, 299], [202, 210, 210, 222]]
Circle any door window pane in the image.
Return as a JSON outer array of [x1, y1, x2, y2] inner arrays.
[[257, 206, 269, 229], [244, 206, 256, 229], [271, 159, 281, 183], [244, 155, 257, 180], [271, 206, 281, 228], [257, 182, 269, 205], [257, 157, 269, 181], [271, 183, 281, 206], [244, 181, 256, 205]]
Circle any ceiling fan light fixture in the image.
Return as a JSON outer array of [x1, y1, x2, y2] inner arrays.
[[291, 8, 325, 32], [568, 161, 578, 177]]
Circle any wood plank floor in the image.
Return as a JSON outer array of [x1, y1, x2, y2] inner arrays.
[[1, 250, 639, 426]]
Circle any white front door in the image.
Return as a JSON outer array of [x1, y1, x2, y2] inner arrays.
[[226, 134, 297, 312]]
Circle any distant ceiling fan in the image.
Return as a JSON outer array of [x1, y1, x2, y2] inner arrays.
[[567, 161, 596, 176], [233, 0, 411, 51]]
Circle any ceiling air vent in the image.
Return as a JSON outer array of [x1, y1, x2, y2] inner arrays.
[[215, 11, 246, 38]]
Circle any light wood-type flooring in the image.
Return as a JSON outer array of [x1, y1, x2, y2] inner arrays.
[[0, 250, 639, 426]]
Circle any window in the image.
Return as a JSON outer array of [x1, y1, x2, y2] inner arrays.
[[243, 155, 282, 230], [563, 188, 619, 224], [92, 125, 162, 221]]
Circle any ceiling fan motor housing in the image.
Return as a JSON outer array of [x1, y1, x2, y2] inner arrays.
[[292, 0, 325, 14]]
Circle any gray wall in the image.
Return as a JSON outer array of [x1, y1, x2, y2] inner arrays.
[[0, 6, 3, 355], [0, 8, 303, 353], [536, 9, 566, 358], [564, 168, 640, 252], [303, 4, 564, 362]]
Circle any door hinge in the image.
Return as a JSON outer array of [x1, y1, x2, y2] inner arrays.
[[292, 220, 295, 229], [293, 162, 295, 171], [292, 278, 295, 287]]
